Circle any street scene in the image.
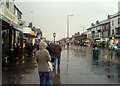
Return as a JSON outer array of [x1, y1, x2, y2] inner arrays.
[[1, 0, 120, 86], [2, 46, 120, 85]]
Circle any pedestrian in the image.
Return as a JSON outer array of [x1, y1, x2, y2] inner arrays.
[[46, 43, 53, 56], [26, 40, 33, 58], [37, 42, 39, 51], [53, 43, 62, 69], [93, 42, 97, 49], [36, 40, 51, 86]]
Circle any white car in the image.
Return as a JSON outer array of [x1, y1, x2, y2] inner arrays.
[[108, 44, 120, 51]]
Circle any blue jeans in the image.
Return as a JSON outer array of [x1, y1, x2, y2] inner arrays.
[[38, 72, 50, 86], [54, 56, 61, 67]]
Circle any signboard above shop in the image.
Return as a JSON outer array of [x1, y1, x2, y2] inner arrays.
[[0, 4, 18, 24], [23, 27, 31, 34]]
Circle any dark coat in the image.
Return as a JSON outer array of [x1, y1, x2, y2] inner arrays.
[[54, 45, 62, 57], [26, 43, 33, 54]]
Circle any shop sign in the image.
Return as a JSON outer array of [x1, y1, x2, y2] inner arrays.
[[4, 9, 15, 21], [0, 4, 18, 24], [23, 27, 31, 34], [0, 14, 11, 23]]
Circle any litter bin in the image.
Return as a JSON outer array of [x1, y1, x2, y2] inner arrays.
[[93, 49, 99, 60]]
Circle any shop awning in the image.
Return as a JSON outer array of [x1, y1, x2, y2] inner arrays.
[[31, 30, 37, 36], [23, 27, 31, 34], [44, 40, 50, 43]]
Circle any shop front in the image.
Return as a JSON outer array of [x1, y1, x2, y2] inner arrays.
[[110, 37, 115, 45], [2, 19, 16, 63], [115, 37, 120, 44], [1, 4, 23, 63]]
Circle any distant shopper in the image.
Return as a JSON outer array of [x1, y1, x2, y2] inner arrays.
[[36, 40, 51, 86], [93, 43, 97, 49], [37, 43, 39, 51], [33, 42, 38, 57], [53, 43, 62, 69], [26, 40, 33, 58]]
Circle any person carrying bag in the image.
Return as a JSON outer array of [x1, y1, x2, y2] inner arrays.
[[36, 40, 51, 86]]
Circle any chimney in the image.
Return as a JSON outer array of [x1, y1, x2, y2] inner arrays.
[[108, 15, 110, 19], [33, 27, 35, 29], [96, 20, 99, 24], [29, 23, 32, 28], [91, 23, 94, 26]]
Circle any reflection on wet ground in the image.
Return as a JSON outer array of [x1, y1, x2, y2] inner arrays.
[[2, 46, 120, 84]]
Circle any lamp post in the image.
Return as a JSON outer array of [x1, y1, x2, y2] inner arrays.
[[80, 26, 86, 56], [67, 15, 73, 49], [53, 33, 56, 43]]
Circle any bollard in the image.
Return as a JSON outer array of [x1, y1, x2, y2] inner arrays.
[[4, 56, 9, 63], [93, 48, 99, 60], [110, 49, 113, 58]]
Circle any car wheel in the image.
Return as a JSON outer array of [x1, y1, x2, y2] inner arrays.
[[113, 48, 115, 51]]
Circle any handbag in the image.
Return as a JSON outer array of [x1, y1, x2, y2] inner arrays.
[[48, 61, 53, 71]]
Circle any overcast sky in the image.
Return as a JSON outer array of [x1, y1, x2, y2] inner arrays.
[[15, 0, 119, 41]]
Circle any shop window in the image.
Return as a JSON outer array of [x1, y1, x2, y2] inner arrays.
[[112, 29, 114, 35], [2, 29, 9, 57], [118, 18, 120, 24], [106, 24, 109, 30], [97, 29, 101, 33], [102, 26, 104, 30], [116, 28, 120, 35], [112, 20, 114, 26], [6, 0, 9, 8]]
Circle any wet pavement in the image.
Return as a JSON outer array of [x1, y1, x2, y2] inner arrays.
[[2, 45, 120, 85]]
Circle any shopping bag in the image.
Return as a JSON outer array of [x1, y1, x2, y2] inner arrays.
[[48, 61, 53, 71]]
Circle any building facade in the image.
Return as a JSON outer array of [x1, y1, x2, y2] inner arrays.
[[110, 12, 120, 45], [0, 0, 23, 63], [87, 18, 110, 47]]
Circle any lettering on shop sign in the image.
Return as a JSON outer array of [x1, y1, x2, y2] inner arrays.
[[4, 9, 15, 21]]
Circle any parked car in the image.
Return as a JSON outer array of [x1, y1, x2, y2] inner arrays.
[[115, 47, 120, 56], [109, 44, 120, 56], [108, 44, 119, 50]]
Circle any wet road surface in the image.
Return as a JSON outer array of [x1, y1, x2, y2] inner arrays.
[[2, 46, 120, 84]]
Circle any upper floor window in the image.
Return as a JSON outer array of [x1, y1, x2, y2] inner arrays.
[[112, 29, 114, 35], [118, 18, 120, 24], [6, 0, 9, 8], [106, 24, 109, 29], [112, 20, 114, 26], [102, 26, 104, 30]]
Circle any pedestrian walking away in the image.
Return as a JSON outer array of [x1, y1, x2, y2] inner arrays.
[[26, 40, 33, 59], [53, 43, 62, 69], [36, 40, 51, 86]]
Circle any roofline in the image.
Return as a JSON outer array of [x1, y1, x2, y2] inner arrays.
[[14, 4, 22, 14]]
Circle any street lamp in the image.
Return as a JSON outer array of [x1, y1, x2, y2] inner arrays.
[[67, 15, 73, 49], [80, 26, 86, 56], [53, 33, 56, 43]]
